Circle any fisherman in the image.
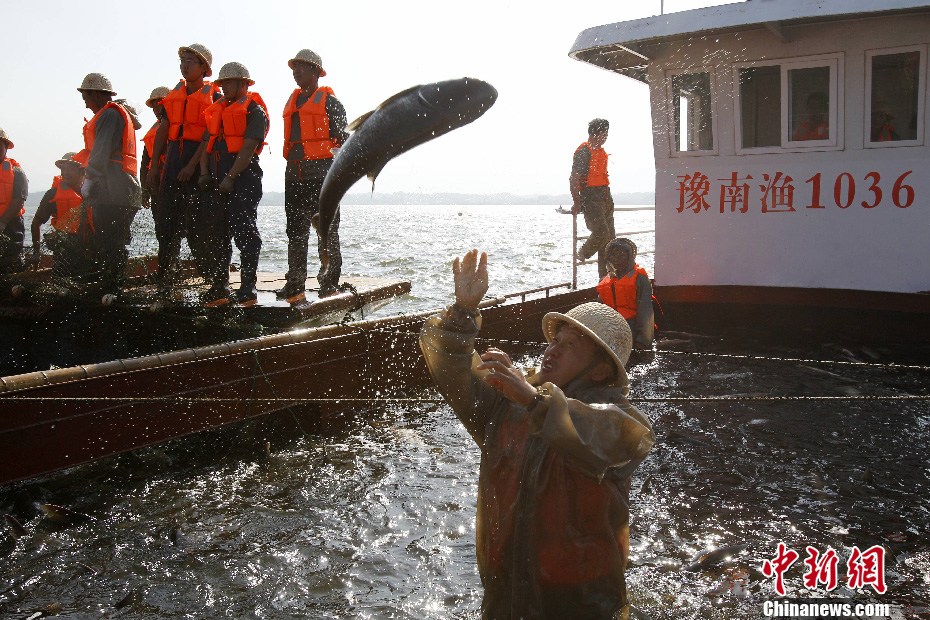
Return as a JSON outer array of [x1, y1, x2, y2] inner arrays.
[[198, 62, 269, 304], [571, 118, 616, 278], [73, 73, 141, 297], [597, 237, 655, 350], [147, 43, 221, 296], [28, 152, 93, 277], [792, 91, 829, 141], [419, 249, 654, 619], [140, 86, 169, 208], [278, 49, 348, 299], [0, 128, 27, 274], [871, 101, 900, 142]]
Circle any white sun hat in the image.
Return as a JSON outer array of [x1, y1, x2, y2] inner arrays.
[[542, 302, 632, 386]]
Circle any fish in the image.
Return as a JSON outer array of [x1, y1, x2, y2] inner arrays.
[[4, 514, 27, 539], [683, 543, 748, 572], [38, 503, 93, 526], [316, 77, 498, 268], [708, 565, 751, 597], [24, 603, 62, 619], [114, 587, 143, 610]]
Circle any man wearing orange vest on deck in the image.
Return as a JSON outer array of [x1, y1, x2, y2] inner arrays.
[[29, 152, 93, 277], [74, 72, 142, 298], [146, 44, 222, 297], [140, 86, 169, 209], [597, 237, 655, 350], [74, 73, 141, 296], [277, 49, 349, 300], [198, 62, 269, 305], [570, 118, 615, 279], [0, 127, 27, 274]]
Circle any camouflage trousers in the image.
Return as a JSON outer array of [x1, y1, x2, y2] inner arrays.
[[578, 186, 616, 278]]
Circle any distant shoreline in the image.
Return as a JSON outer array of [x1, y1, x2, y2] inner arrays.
[[25, 190, 655, 208]]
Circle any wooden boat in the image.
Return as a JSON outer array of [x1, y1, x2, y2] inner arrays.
[[569, 0, 930, 331], [0, 284, 586, 486]]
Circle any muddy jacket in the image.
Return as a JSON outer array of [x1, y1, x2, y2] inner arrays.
[[419, 306, 655, 619]]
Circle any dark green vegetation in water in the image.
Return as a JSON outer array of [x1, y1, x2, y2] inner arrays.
[[1, 331, 929, 619]]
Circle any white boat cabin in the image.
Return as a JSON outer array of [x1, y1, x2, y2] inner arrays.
[[570, 0, 930, 299]]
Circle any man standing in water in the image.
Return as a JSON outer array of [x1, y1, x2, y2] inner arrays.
[[419, 249, 654, 619], [74, 73, 141, 297], [278, 49, 348, 299], [571, 118, 616, 278], [147, 44, 221, 296]]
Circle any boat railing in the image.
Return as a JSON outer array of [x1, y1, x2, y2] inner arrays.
[[571, 207, 655, 289], [502, 283, 573, 303]]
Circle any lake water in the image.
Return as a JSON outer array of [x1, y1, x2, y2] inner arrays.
[[2, 205, 928, 619], [122, 202, 656, 315]]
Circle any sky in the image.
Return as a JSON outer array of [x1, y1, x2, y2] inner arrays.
[[3, 0, 734, 196]]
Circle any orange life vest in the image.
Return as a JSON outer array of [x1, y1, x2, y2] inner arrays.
[[792, 120, 829, 141], [0, 158, 25, 218], [597, 266, 649, 320], [74, 102, 138, 175], [874, 123, 895, 142], [204, 91, 270, 154], [162, 80, 219, 142], [141, 120, 165, 165], [50, 176, 92, 234], [575, 142, 609, 187], [282, 86, 339, 160]]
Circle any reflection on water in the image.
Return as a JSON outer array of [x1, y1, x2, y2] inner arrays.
[[2, 335, 928, 618], [3, 206, 929, 618]]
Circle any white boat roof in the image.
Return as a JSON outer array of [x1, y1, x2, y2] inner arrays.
[[570, 0, 930, 82]]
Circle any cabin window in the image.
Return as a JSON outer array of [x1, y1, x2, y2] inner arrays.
[[671, 72, 714, 153], [735, 54, 842, 153], [787, 66, 831, 143], [866, 46, 925, 147], [739, 66, 781, 148]]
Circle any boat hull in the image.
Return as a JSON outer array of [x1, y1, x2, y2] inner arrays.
[[0, 287, 594, 486], [656, 284, 930, 343]]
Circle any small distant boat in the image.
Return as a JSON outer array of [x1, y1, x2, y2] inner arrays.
[[555, 206, 572, 214]]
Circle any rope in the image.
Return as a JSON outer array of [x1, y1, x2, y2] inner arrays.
[[652, 348, 930, 371], [3, 305, 928, 407], [364, 324, 930, 373], [3, 394, 928, 404]]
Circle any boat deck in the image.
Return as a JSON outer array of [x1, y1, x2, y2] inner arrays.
[[3, 262, 412, 329], [223, 272, 412, 328]]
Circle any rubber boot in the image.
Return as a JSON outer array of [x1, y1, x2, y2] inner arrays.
[[235, 254, 259, 303], [277, 241, 307, 298], [316, 228, 341, 297], [201, 275, 231, 306]]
